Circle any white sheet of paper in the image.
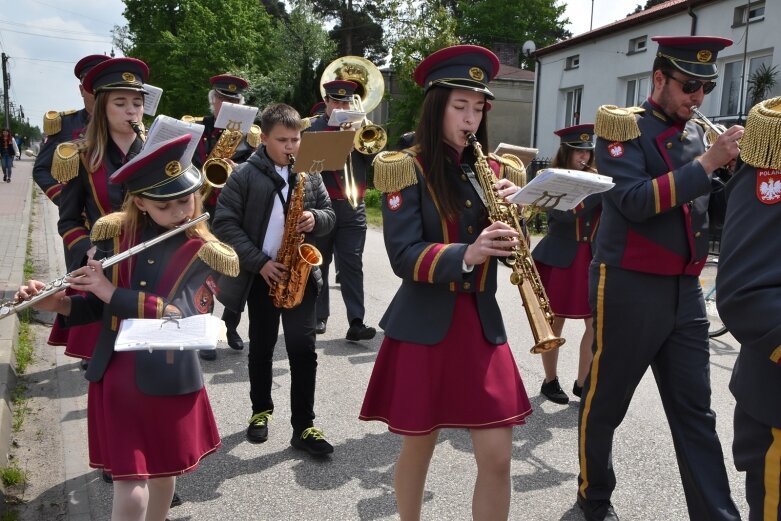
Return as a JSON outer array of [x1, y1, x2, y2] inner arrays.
[[143, 84, 163, 116], [508, 168, 614, 210], [114, 314, 221, 352], [327, 109, 365, 127], [213, 102, 259, 132], [144, 115, 205, 164]]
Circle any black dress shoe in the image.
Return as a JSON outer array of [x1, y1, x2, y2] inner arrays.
[[101, 470, 113, 483], [199, 349, 217, 361], [577, 494, 619, 521], [80, 359, 89, 371], [170, 491, 183, 507], [573, 381, 583, 398], [226, 330, 244, 350], [541, 377, 569, 404], [315, 319, 327, 335], [346, 321, 376, 341]]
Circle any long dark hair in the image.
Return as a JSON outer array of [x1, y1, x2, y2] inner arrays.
[[551, 145, 595, 170], [414, 87, 489, 220]]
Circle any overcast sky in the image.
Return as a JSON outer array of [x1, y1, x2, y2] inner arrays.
[[1, 0, 642, 133]]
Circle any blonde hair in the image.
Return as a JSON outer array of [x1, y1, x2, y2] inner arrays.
[[84, 91, 111, 173]]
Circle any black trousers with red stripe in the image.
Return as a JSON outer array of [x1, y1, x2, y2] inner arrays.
[[578, 263, 740, 520], [734, 404, 781, 521]]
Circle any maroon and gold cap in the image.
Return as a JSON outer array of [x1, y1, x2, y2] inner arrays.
[[110, 134, 203, 201], [652, 36, 733, 79], [210, 74, 249, 101], [82, 57, 149, 95], [554, 124, 595, 150], [413, 44, 500, 99], [74, 54, 109, 81], [323, 80, 358, 102]]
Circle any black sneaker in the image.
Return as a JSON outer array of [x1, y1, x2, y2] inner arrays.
[[246, 410, 272, 443], [573, 380, 583, 398], [199, 349, 217, 361], [315, 319, 327, 335], [540, 377, 569, 404], [80, 359, 89, 371], [290, 427, 334, 457], [170, 491, 183, 508], [346, 321, 376, 341], [576, 493, 619, 521], [226, 329, 244, 350], [101, 470, 113, 483]]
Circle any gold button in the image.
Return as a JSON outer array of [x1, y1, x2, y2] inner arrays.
[[695, 231, 701, 238], [463, 282, 471, 290], [461, 174, 468, 181], [666, 142, 673, 149], [147, 258, 155, 264], [467, 225, 474, 234], [465, 200, 472, 208], [139, 281, 147, 287]]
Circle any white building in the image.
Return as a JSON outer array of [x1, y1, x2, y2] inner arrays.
[[533, 0, 778, 158]]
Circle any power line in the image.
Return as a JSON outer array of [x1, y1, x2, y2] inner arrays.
[[0, 19, 114, 38], [0, 27, 111, 44]]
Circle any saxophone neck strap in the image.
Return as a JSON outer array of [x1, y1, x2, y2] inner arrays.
[[460, 163, 488, 208]]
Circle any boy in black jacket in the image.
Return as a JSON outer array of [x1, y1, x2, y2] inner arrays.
[[212, 103, 336, 456]]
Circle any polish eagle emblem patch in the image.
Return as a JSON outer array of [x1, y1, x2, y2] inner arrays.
[[757, 169, 781, 204], [386, 191, 402, 211], [607, 142, 624, 158]]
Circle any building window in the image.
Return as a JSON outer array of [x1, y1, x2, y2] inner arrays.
[[564, 87, 583, 126], [628, 36, 647, 55], [720, 54, 772, 116], [733, 2, 765, 26], [565, 55, 580, 70], [625, 75, 650, 106]]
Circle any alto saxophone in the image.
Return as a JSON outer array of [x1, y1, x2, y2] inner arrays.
[[467, 133, 565, 354], [269, 155, 324, 309], [202, 121, 243, 199]]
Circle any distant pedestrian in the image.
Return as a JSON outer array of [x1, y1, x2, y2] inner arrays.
[[1, 128, 20, 182]]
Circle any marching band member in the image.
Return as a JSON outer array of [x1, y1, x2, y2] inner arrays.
[[532, 124, 599, 404], [191, 73, 260, 359], [212, 104, 336, 456], [33, 54, 109, 205], [716, 97, 781, 521], [361, 44, 531, 521], [578, 36, 743, 521], [305, 79, 377, 341], [51, 57, 148, 361], [16, 133, 237, 521]]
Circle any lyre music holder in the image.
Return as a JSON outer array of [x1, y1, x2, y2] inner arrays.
[[296, 130, 357, 174]]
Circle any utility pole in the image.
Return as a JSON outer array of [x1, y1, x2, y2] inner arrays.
[[1, 53, 9, 129]]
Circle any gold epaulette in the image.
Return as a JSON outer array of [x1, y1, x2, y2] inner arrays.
[[198, 241, 240, 277], [300, 117, 315, 131], [372, 148, 419, 193], [246, 124, 261, 148], [181, 115, 204, 124], [489, 152, 527, 187], [51, 141, 85, 183], [741, 96, 781, 170], [595, 105, 643, 142], [43, 109, 77, 136], [90, 212, 125, 242]]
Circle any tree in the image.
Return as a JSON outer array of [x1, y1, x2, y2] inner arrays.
[[629, 0, 667, 16], [456, 0, 571, 69], [119, 0, 276, 117]]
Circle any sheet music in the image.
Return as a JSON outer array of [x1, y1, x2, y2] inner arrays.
[[213, 102, 259, 132], [327, 109, 365, 127], [114, 314, 221, 352], [508, 168, 614, 210], [144, 115, 205, 164], [143, 84, 163, 116]]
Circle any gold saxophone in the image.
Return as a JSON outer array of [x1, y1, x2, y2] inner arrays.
[[467, 133, 565, 354], [269, 155, 324, 309], [202, 121, 243, 199]]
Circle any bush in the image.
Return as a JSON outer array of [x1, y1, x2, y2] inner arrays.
[[364, 188, 381, 209]]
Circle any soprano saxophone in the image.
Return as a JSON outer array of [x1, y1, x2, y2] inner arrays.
[[467, 133, 565, 354], [269, 155, 323, 309]]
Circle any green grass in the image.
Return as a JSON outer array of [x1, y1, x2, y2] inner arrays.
[[14, 321, 33, 375], [364, 188, 382, 228], [11, 383, 29, 432], [0, 464, 26, 487]]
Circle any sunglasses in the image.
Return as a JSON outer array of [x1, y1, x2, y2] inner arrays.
[[662, 72, 717, 95]]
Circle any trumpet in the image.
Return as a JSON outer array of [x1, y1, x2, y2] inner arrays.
[[690, 105, 727, 149], [0, 214, 209, 319]]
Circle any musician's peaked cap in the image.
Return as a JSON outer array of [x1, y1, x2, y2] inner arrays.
[[74, 54, 110, 80], [210, 74, 249, 101], [414, 44, 500, 99], [110, 134, 204, 201], [555, 123, 595, 150], [323, 80, 358, 102], [310, 101, 326, 116], [652, 36, 733, 79], [82, 57, 149, 95]]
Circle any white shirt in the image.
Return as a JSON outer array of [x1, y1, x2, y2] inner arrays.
[[261, 164, 290, 260]]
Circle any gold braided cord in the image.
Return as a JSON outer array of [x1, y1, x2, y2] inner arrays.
[[198, 241, 240, 277], [740, 97, 781, 170], [372, 150, 418, 193], [594, 105, 642, 142], [90, 213, 125, 242]]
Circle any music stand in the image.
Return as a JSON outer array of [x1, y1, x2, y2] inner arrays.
[[296, 130, 356, 173]]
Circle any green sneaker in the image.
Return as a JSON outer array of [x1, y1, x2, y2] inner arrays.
[[247, 410, 272, 443]]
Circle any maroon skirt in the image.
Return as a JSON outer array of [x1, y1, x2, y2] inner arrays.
[[360, 293, 532, 435], [48, 288, 101, 360], [88, 351, 220, 480], [535, 242, 593, 319]]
